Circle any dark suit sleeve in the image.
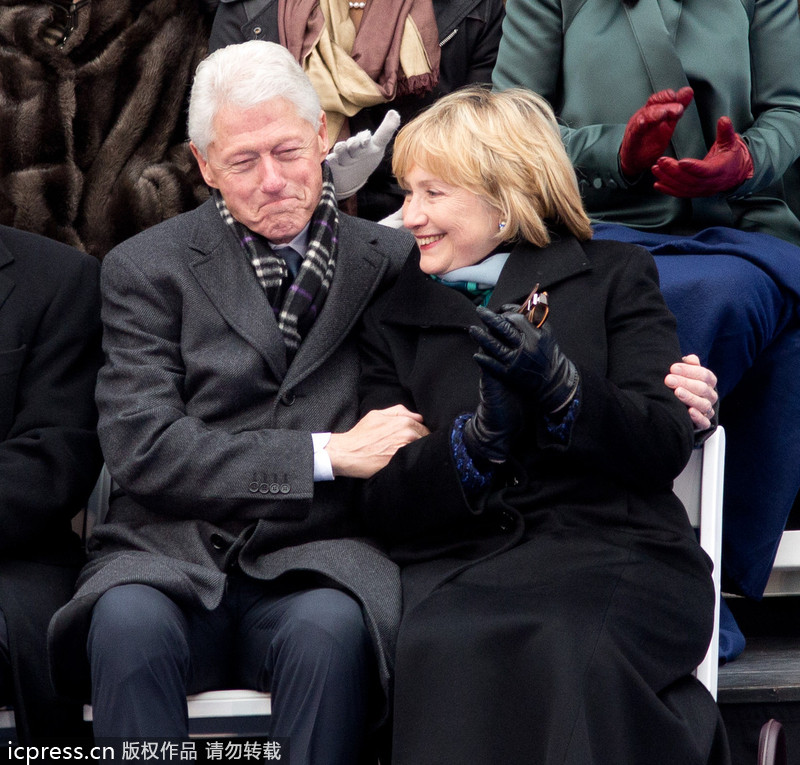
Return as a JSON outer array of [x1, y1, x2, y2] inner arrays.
[[0, 253, 103, 551]]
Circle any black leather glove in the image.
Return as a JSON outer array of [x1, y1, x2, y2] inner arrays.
[[462, 366, 522, 464], [471, 306, 579, 414]]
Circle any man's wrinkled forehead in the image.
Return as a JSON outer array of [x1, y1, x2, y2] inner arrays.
[[206, 96, 321, 152]]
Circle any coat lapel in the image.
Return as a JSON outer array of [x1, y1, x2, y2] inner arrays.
[[187, 200, 289, 380], [621, 0, 706, 159], [377, 249, 486, 330], [488, 235, 592, 310], [0, 237, 14, 313], [379, 235, 594, 331], [434, 0, 487, 42], [285, 215, 398, 384]]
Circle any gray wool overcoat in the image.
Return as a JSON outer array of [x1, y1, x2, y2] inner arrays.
[[48, 198, 415, 713]]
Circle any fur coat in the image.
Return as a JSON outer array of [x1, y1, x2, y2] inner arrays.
[[0, 0, 212, 258]]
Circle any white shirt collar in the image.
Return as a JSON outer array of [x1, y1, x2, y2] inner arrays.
[[268, 223, 311, 257]]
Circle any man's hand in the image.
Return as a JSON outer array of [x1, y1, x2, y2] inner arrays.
[[326, 404, 429, 478], [327, 110, 401, 200], [652, 116, 754, 197], [664, 354, 719, 431], [619, 87, 694, 178]]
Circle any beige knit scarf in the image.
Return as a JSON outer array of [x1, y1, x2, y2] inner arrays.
[[278, 0, 440, 141]]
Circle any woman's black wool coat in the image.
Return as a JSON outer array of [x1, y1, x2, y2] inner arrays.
[[357, 233, 727, 765]]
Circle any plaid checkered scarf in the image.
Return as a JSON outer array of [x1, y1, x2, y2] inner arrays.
[[213, 163, 338, 359]]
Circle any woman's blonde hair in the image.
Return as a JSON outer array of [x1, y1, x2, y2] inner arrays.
[[392, 86, 593, 246]]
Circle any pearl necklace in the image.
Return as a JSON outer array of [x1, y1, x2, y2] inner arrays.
[[348, 1, 366, 8]]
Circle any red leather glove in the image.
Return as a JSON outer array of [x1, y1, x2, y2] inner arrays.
[[619, 87, 694, 178], [652, 116, 754, 197]]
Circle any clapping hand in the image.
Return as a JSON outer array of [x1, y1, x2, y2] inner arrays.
[[619, 87, 694, 178], [462, 366, 523, 464], [652, 116, 753, 197], [470, 306, 579, 414]]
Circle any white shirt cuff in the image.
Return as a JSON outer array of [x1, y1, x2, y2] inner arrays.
[[312, 432, 334, 481]]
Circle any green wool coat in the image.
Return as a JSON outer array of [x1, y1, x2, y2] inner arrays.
[[493, 0, 800, 243]]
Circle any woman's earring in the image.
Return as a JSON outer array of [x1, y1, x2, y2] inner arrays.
[[498, 221, 506, 231]]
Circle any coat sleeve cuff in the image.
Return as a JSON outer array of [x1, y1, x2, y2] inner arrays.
[[451, 414, 495, 492]]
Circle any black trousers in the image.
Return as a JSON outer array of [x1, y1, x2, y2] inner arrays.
[[87, 577, 375, 765]]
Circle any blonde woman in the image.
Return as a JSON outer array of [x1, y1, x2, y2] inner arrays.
[[358, 86, 729, 765]]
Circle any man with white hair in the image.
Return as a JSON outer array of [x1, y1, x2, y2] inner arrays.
[[49, 40, 426, 764]]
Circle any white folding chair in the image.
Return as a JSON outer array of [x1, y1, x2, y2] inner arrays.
[[0, 708, 15, 733], [673, 426, 726, 700], [83, 690, 271, 729], [82, 466, 271, 731], [763, 527, 800, 596]]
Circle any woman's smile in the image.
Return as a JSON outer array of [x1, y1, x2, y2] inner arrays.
[[415, 234, 445, 248]]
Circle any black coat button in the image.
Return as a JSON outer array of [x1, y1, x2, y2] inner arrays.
[[281, 391, 296, 406], [280, 484, 290, 494], [210, 533, 226, 551]]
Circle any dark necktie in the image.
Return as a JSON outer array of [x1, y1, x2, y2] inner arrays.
[[279, 246, 302, 280]]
